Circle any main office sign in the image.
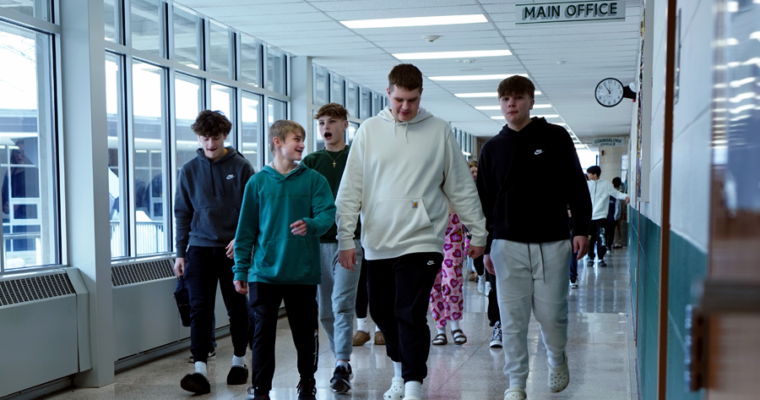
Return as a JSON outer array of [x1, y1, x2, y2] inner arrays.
[[516, 1, 626, 25]]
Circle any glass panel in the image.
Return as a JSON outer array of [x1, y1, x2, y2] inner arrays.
[[209, 21, 232, 78], [313, 65, 328, 106], [104, 0, 121, 43], [106, 53, 127, 258], [173, 5, 201, 69], [372, 92, 381, 115], [131, 0, 164, 58], [266, 98, 287, 163], [132, 61, 168, 255], [314, 116, 324, 151], [240, 34, 261, 88], [266, 46, 286, 95], [0, 21, 57, 269], [241, 92, 262, 170], [346, 81, 358, 118], [331, 74, 344, 106], [348, 122, 359, 145], [210, 83, 235, 147], [174, 74, 202, 179], [360, 87, 371, 120], [1, 0, 51, 22]]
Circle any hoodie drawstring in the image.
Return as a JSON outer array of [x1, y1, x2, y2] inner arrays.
[[209, 163, 215, 196], [403, 122, 409, 143]]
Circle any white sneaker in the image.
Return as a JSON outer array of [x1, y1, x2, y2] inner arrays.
[[490, 322, 503, 348], [504, 387, 527, 400], [383, 377, 405, 400], [477, 276, 485, 293], [548, 353, 570, 393], [484, 281, 491, 297]]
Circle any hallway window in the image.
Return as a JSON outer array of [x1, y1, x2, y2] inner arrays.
[[210, 83, 236, 147], [132, 61, 169, 255], [173, 5, 202, 69], [240, 34, 261, 88], [209, 21, 232, 78], [0, 21, 59, 271], [266, 46, 287, 95], [174, 74, 203, 178], [130, 0, 165, 58], [106, 53, 127, 258], [241, 92, 263, 170]]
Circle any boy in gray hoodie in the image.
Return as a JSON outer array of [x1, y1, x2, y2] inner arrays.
[[174, 110, 255, 395], [335, 64, 487, 400]]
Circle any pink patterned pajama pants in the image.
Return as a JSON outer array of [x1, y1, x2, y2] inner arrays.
[[429, 213, 465, 329]]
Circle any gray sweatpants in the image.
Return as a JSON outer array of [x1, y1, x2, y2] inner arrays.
[[491, 239, 571, 389], [317, 241, 363, 361]]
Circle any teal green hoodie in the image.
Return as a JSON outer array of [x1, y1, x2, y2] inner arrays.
[[232, 163, 335, 285]]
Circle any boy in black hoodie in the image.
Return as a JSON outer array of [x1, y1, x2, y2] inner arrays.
[[476, 76, 591, 400], [174, 110, 255, 394]]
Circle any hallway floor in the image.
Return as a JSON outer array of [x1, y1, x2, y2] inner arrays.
[[45, 249, 638, 400]]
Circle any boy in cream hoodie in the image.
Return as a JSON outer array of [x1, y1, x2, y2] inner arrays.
[[335, 64, 487, 400]]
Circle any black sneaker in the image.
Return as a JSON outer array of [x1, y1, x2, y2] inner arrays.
[[180, 373, 211, 394], [330, 364, 353, 394], [246, 386, 270, 400], [297, 378, 317, 400], [490, 322, 503, 348], [570, 278, 579, 289], [227, 365, 249, 385], [599, 259, 607, 267], [586, 258, 595, 266]]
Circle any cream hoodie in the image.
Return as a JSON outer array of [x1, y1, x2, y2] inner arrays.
[[587, 178, 629, 220], [335, 107, 487, 260]]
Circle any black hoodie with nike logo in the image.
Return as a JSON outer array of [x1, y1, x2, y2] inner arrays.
[[476, 117, 591, 252]]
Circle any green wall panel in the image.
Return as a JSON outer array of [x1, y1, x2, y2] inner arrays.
[[634, 212, 660, 400]]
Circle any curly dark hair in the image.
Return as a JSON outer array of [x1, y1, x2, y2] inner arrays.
[[191, 110, 232, 138]]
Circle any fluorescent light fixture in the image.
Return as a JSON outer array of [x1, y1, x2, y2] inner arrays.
[[394, 50, 511, 60], [575, 144, 587, 149], [430, 74, 527, 81], [534, 114, 560, 118], [491, 116, 505, 120], [533, 104, 552, 108], [340, 14, 488, 29], [727, 1, 739, 12], [455, 91, 542, 98]]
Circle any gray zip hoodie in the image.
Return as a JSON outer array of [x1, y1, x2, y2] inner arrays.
[[174, 147, 255, 257]]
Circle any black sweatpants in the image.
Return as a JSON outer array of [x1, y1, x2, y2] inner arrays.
[[473, 254, 484, 276], [367, 252, 443, 383], [588, 219, 609, 260], [486, 271, 500, 327], [248, 282, 318, 394], [355, 255, 369, 319], [184, 246, 248, 363]]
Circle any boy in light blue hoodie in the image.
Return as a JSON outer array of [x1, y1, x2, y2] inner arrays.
[[233, 120, 335, 400]]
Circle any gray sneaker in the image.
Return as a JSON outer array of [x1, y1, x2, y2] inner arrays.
[[490, 322, 503, 348]]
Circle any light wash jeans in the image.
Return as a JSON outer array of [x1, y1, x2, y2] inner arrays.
[[491, 239, 571, 389], [317, 241, 363, 360]]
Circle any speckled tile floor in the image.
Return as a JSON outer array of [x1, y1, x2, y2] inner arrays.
[[44, 249, 638, 400]]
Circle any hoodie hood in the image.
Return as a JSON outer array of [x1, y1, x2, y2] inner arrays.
[[378, 107, 435, 143], [500, 116, 549, 138], [261, 162, 309, 182], [195, 146, 240, 164]]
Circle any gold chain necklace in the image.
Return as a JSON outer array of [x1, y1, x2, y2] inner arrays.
[[325, 146, 347, 168]]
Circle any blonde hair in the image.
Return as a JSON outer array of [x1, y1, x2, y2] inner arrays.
[[268, 120, 305, 153]]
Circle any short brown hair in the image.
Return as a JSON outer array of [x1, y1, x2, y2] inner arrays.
[[268, 120, 305, 153], [497, 76, 535, 100], [191, 110, 232, 137], [388, 64, 423, 92], [314, 103, 348, 120], [468, 161, 478, 169]]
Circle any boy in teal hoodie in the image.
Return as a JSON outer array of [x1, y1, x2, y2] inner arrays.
[[233, 120, 336, 400]]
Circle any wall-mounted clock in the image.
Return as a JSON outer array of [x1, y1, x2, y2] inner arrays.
[[595, 78, 624, 107]]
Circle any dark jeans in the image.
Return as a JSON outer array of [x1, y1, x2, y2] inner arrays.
[[606, 219, 617, 249], [248, 282, 318, 394], [184, 246, 248, 363], [368, 252, 443, 383], [588, 219, 609, 260], [569, 250, 578, 280], [355, 255, 369, 319], [473, 254, 484, 276], [486, 271, 500, 326]]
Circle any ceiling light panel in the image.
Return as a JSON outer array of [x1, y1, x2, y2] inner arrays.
[[340, 14, 488, 29], [393, 50, 512, 60], [430, 74, 527, 81]]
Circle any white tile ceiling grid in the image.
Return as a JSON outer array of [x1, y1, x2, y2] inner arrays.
[[179, 0, 644, 139]]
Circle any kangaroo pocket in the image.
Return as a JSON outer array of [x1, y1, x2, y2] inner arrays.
[[259, 237, 316, 281], [191, 206, 240, 242], [363, 197, 434, 253]]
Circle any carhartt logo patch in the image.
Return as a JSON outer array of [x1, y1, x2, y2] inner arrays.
[[534, 149, 544, 155], [226, 174, 234, 180], [412, 202, 418, 208]]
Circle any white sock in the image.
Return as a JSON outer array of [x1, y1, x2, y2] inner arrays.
[[232, 355, 246, 367], [375, 325, 382, 333], [393, 361, 402, 378], [195, 361, 207, 376], [436, 327, 446, 335], [336, 360, 349, 369], [357, 318, 368, 333], [404, 381, 422, 398], [548, 352, 565, 368], [450, 319, 461, 332]]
